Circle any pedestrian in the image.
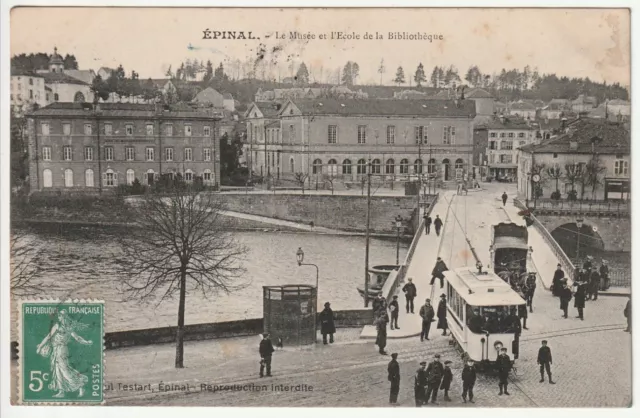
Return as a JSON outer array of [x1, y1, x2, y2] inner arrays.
[[375, 312, 389, 355], [433, 214, 443, 236], [587, 268, 600, 301], [319, 302, 336, 344], [537, 340, 555, 384], [425, 354, 444, 404], [419, 299, 435, 342], [461, 359, 477, 403], [402, 278, 417, 314], [582, 255, 593, 276], [501, 191, 508, 206], [440, 360, 453, 402], [372, 293, 387, 320], [259, 333, 275, 378], [599, 260, 610, 291], [497, 347, 511, 395], [388, 353, 400, 405], [525, 272, 537, 312], [574, 280, 586, 320], [414, 361, 427, 407], [517, 296, 529, 330], [437, 294, 448, 336], [551, 264, 565, 297], [559, 281, 572, 318], [624, 297, 631, 333], [424, 214, 433, 235], [430, 257, 449, 288], [389, 295, 400, 330]]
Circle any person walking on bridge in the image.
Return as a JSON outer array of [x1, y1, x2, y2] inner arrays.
[[437, 294, 448, 336], [414, 361, 427, 407], [624, 297, 631, 333], [525, 272, 537, 312], [375, 312, 389, 355], [389, 295, 400, 330], [552, 264, 565, 297], [559, 281, 572, 318], [402, 277, 417, 314], [599, 260, 610, 291], [424, 213, 433, 235], [574, 280, 587, 320], [387, 353, 401, 405], [419, 299, 435, 341], [430, 257, 449, 289], [433, 215, 443, 236], [537, 340, 555, 384], [501, 192, 508, 206]]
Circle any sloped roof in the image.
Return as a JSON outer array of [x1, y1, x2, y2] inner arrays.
[[42, 72, 89, 85], [11, 68, 43, 77], [193, 87, 223, 103], [466, 88, 493, 99], [608, 99, 630, 106], [248, 101, 283, 118], [542, 102, 565, 111], [520, 118, 629, 155], [286, 98, 476, 117], [27, 102, 223, 120], [64, 69, 95, 85], [510, 101, 537, 110], [223, 92, 234, 100], [476, 116, 533, 130]]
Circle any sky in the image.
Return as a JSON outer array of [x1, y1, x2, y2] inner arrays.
[[10, 7, 630, 86]]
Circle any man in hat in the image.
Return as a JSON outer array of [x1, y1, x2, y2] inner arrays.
[[388, 353, 400, 405], [414, 361, 428, 407], [461, 359, 477, 403], [419, 299, 435, 342], [587, 266, 601, 301], [425, 354, 444, 404], [319, 302, 336, 344], [501, 191, 508, 206], [430, 257, 449, 289], [552, 264, 565, 297], [468, 308, 484, 333], [388, 295, 400, 330], [437, 294, 448, 336], [559, 281, 572, 318], [440, 360, 453, 401], [574, 279, 587, 320], [583, 256, 593, 274], [497, 347, 511, 395], [375, 312, 389, 355], [525, 272, 537, 312], [599, 260, 610, 291], [433, 214, 443, 236], [424, 213, 432, 235], [537, 340, 555, 384], [402, 277, 417, 314], [372, 293, 387, 320], [259, 333, 275, 378]]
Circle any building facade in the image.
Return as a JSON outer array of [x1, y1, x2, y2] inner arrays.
[[27, 103, 222, 191], [10, 71, 48, 114], [478, 116, 536, 181]]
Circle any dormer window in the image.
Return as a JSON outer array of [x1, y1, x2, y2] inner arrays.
[[289, 109, 294, 115]]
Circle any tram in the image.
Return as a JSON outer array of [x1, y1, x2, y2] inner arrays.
[[490, 222, 534, 289], [444, 266, 526, 370]]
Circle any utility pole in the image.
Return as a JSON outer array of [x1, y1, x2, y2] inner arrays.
[[364, 158, 372, 308], [428, 143, 433, 195], [418, 129, 423, 203]]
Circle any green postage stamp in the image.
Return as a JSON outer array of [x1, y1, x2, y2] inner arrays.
[[18, 300, 105, 404]]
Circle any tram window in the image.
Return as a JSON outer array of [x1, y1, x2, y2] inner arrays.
[[466, 305, 520, 334]]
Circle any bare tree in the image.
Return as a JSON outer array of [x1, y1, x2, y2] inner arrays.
[[10, 229, 44, 297], [584, 155, 607, 199], [294, 172, 309, 194], [117, 184, 248, 368], [547, 164, 563, 198], [323, 174, 336, 195], [564, 162, 584, 199]]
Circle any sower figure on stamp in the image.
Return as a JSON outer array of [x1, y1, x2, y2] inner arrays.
[[419, 298, 435, 342], [437, 294, 448, 336], [387, 353, 400, 405], [389, 295, 400, 330], [259, 333, 275, 378], [424, 213, 432, 235], [319, 302, 336, 344], [461, 359, 477, 403], [414, 361, 427, 407], [537, 340, 555, 384], [425, 354, 444, 404], [402, 277, 417, 314], [440, 360, 453, 402]]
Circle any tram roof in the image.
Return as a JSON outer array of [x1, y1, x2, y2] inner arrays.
[[493, 236, 529, 250], [444, 267, 526, 306]]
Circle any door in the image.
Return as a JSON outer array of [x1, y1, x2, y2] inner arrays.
[[444, 164, 450, 181], [85, 169, 94, 187], [147, 172, 155, 185]]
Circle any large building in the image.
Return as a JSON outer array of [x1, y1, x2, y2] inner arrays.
[[245, 98, 477, 184], [10, 70, 48, 114], [27, 102, 222, 191], [517, 118, 630, 201]]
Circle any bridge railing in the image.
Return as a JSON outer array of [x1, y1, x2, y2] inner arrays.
[[525, 199, 630, 216], [608, 268, 632, 288]]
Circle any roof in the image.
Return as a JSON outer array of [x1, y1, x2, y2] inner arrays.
[[265, 120, 280, 128], [434, 90, 455, 99], [466, 88, 493, 99], [27, 102, 224, 120], [549, 98, 570, 105], [50, 48, 64, 65], [11, 68, 43, 77], [476, 116, 533, 130], [223, 93, 234, 100], [533, 118, 562, 130], [63, 69, 95, 85], [572, 94, 597, 105], [493, 236, 529, 250], [45, 86, 52, 92], [42, 72, 90, 85], [193, 87, 224, 103], [248, 101, 284, 118], [444, 268, 526, 307], [510, 101, 536, 110], [607, 99, 630, 106], [286, 98, 476, 118], [98, 67, 116, 74], [520, 118, 630, 155], [542, 102, 565, 111]]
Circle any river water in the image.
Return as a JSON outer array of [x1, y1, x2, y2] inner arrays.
[[13, 225, 408, 333]]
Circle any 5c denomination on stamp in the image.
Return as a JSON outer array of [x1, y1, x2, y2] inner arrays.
[[18, 300, 105, 404]]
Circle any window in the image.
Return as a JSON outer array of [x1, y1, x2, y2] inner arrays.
[[400, 159, 409, 175], [62, 123, 71, 135], [414, 126, 427, 144], [42, 147, 51, 161], [126, 169, 135, 185], [203, 169, 213, 183], [499, 132, 506, 138], [519, 141, 526, 147], [165, 148, 174, 161], [312, 159, 322, 175], [387, 126, 395, 144], [553, 153, 558, 159], [204, 126, 211, 137], [327, 159, 338, 176], [290, 157, 295, 173], [29, 90, 33, 99], [357, 159, 367, 175], [342, 159, 352, 175], [125, 124, 134, 136], [85, 169, 94, 187], [105, 147, 114, 161], [328, 125, 337, 144], [428, 159, 437, 174], [29, 78, 33, 85], [84, 147, 94, 161], [103, 169, 117, 187], [501, 141, 513, 150], [125, 147, 135, 161], [41, 123, 50, 136], [508, 132, 514, 138], [385, 159, 395, 174], [203, 148, 211, 161], [43, 169, 52, 188], [489, 141, 497, 150], [500, 155, 513, 164], [104, 123, 113, 136], [614, 160, 629, 176], [84, 124, 92, 135], [64, 169, 74, 188], [443, 126, 456, 145], [357, 125, 367, 144], [184, 148, 193, 161], [146, 147, 155, 161], [146, 124, 154, 136], [63, 146, 72, 161], [371, 159, 381, 174], [184, 170, 194, 183], [490, 132, 497, 138], [185, 125, 192, 136], [54, 93, 59, 102], [414, 159, 423, 174], [518, 132, 525, 138], [166, 124, 173, 136]]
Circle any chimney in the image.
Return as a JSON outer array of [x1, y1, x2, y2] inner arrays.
[[499, 114, 505, 124]]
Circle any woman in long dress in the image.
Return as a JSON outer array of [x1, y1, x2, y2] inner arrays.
[[36, 310, 93, 398]]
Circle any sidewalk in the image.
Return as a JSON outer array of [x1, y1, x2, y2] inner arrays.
[[360, 191, 456, 339]]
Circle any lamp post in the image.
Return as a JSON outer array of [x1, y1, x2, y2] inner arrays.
[[296, 247, 319, 292], [575, 218, 584, 266], [364, 158, 372, 307], [394, 215, 403, 265]]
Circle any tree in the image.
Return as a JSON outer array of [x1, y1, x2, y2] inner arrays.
[[165, 65, 174, 79], [377, 59, 386, 86], [142, 78, 158, 102], [584, 155, 606, 199], [430, 66, 440, 88], [547, 164, 563, 198], [11, 229, 44, 297], [564, 162, 584, 200], [219, 132, 244, 177], [342, 61, 359, 86], [117, 183, 248, 368], [294, 172, 309, 194], [214, 62, 225, 80], [414, 63, 426, 87], [393, 66, 405, 86], [295, 62, 310, 85], [10, 110, 28, 188], [63, 54, 79, 70], [203, 60, 214, 84], [90, 75, 111, 103]]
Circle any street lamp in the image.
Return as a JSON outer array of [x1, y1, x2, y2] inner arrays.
[[296, 247, 319, 342], [575, 218, 583, 266], [394, 215, 403, 265], [364, 159, 372, 307]]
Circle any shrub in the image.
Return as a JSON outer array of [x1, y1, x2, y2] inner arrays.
[[567, 189, 578, 201], [550, 190, 561, 200]]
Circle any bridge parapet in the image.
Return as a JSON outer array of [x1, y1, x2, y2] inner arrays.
[[525, 199, 630, 218]]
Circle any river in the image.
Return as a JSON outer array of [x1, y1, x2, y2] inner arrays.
[[12, 225, 408, 334]]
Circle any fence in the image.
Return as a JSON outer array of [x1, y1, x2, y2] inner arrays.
[[526, 199, 630, 216], [608, 268, 632, 288]]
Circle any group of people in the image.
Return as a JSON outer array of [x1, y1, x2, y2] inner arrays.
[[552, 257, 608, 321], [423, 213, 444, 236]]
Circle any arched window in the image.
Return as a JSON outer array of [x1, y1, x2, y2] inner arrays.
[[64, 169, 74, 187], [54, 93, 59, 102], [103, 169, 118, 187], [400, 159, 409, 175], [385, 159, 395, 174], [342, 159, 352, 175], [145, 169, 155, 186], [85, 169, 94, 187], [414, 159, 423, 174], [74, 92, 85, 103], [327, 159, 338, 177], [312, 158, 323, 175], [290, 157, 295, 173], [43, 169, 52, 188], [427, 158, 437, 174], [455, 158, 465, 170], [185, 169, 194, 182], [371, 159, 381, 174], [203, 169, 213, 184], [126, 169, 135, 185], [357, 159, 367, 175]]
